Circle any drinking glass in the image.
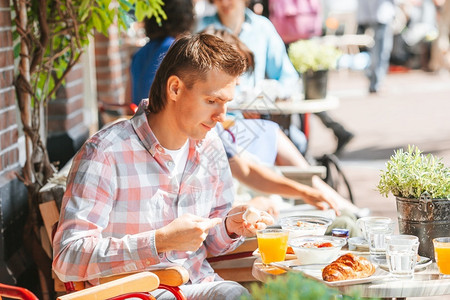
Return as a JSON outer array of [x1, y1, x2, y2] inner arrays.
[[256, 228, 289, 265], [356, 216, 392, 241], [385, 235, 419, 279], [433, 237, 450, 278], [365, 217, 394, 262]]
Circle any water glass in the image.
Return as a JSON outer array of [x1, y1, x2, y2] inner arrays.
[[256, 229, 289, 265], [356, 216, 392, 241], [365, 217, 394, 262], [385, 235, 419, 279], [433, 237, 450, 278]]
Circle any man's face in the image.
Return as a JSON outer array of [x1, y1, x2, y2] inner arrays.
[[213, 0, 245, 17], [173, 69, 237, 141]]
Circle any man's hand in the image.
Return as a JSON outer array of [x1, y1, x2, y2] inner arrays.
[[225, 205, 274, 238], [155, 214, 222, 253]]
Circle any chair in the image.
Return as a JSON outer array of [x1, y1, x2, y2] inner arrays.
[[38, 163, 188, 300], [0, 283, 39, 300], [0, 272, 182, 300]]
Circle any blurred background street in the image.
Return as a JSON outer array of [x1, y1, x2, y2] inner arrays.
[[309, 69, 450, 229]]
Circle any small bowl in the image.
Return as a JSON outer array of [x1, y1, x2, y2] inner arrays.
[[279, 216, 332, 240], [289, 235, 347, 265]]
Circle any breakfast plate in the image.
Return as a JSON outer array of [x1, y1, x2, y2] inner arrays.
[[271, 260, 391, 287]]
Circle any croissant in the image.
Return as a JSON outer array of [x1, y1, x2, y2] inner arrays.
[[322, 253, 376, 282]]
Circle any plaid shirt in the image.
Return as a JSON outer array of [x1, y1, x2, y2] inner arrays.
[[52, 101, 241, 284]]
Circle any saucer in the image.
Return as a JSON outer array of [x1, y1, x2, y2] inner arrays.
[[378, 256, 432, 272], [348, 237, 369, 252]]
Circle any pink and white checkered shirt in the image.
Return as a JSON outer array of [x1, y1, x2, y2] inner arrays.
[[52, 101, 241, 284]]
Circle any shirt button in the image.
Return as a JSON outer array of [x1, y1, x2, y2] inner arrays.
[[146, 260, 151, 265], [156, 145, 163, 152], [168, 161, 174, 167]]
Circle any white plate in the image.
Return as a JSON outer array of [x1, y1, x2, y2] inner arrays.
[[252, 248, 297, 261], [378, 255, 432, 272], [271, 260, 391, 287]]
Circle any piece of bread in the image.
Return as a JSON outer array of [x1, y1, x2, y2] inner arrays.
[[322, 253, 376, 282]]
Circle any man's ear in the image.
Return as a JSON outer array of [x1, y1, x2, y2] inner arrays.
[[167, 75, 182, 101]]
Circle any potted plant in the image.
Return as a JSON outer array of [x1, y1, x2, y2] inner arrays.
[[377, 145, 450, 260], [288, 40, 341, 100]]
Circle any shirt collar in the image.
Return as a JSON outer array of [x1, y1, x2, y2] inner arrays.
[[130, 99, 205, 157]]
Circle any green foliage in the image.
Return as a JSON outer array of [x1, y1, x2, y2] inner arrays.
[[13, 0, 166, 105], [242, 273, 378, 300], [288, 40, 342, 74], [378, 145, 450, 199]]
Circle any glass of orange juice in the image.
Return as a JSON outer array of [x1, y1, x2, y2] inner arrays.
[[256, 228, 289, 265], [433, 237, 450, 278]]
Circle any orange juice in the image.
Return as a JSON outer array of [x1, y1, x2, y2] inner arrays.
[[435, 245, 450, 275], [257, 230, 289, 264]]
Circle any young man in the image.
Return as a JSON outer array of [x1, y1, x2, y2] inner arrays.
[[52, 34, 272, 299]]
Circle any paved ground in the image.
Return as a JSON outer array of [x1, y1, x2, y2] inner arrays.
[[307, 69, 450, 300]]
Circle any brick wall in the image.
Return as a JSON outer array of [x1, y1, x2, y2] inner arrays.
[[0, 0, 19, 176], [0, 0, 29, 286], [95, 25, 133, 120], [47, 62, 89, 168]]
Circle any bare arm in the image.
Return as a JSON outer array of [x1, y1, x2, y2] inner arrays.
[[228, 155, 339, 213]]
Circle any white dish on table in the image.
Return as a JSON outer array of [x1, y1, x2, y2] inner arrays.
[[378, 255, 432, 272], [289, 235, 347, 265], [271, 260, 391, 287], [348, 236, 369, 251]]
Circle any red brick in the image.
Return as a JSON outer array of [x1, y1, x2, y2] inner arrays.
[[11, 127, 18, 144], [0, 49, 13, 69], [1, 131, 8, 149], [7, 109, 16, 127], [0, 0, 10, 8], [0, 88, 15, 107], [48, 97, 84, 115], [55, 80, 83, 100], [0, 11, 11, 27], [65, 64, 83, 82], [47, 111, 84, 132], [0, 111, 6, 130], [0, 30, 12, 48]]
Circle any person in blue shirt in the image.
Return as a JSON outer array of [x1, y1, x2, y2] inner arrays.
[[197, 0, 299, 97], [197, 0, 354, 155], [130, 0, 195, 105]]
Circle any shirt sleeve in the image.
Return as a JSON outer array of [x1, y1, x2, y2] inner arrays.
[[52, 140, 160, 282], [201, 136, 244, 256]]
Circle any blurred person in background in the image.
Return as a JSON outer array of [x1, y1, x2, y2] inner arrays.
[[129, 0, 195, 106], [357, 0, 395, 93], [198, 0, 354, 154]]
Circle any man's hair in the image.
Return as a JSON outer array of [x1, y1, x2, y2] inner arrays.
[[200, 27, 255, 74], [144, 0, 194, 39], [148, 33, 247, 113]]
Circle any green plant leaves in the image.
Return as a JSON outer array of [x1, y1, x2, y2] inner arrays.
[[288, 40, 342, 74], [242, 272, 377, 300], [378, 145, 450, 199]]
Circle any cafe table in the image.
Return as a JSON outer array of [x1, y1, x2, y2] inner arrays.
[[252, 253, 450, 300], [227, 95, 339, 115]]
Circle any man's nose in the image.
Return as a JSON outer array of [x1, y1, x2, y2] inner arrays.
[[213, 104, 227, 123]]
